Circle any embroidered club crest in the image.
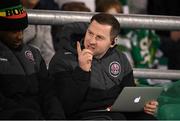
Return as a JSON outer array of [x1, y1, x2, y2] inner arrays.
[[25, 50, 34, 63], [109, 61, 121, 77]]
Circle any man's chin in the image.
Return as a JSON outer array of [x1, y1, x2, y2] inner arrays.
[[10, 43, 23, 49]]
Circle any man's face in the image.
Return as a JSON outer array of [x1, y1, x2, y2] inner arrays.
[[84, 20, 113, 59], [0, 30, 23, 49]]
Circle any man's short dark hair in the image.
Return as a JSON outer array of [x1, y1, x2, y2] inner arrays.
[[90, 13, 120, 39]]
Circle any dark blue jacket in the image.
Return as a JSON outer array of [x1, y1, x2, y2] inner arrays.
[[0, 41, 65, 119]]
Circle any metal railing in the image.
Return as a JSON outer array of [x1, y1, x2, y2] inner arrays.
[[26, 9, 180, 80], [133, 68, 180, 80], [27, 9, 180, 30]]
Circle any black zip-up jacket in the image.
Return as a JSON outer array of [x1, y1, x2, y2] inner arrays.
[[49, 22, 136, 118], [0, 41, 65, 119]]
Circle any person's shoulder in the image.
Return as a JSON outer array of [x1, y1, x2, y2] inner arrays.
[[114, 47, 132, 66], [114, 47, 128, 59]]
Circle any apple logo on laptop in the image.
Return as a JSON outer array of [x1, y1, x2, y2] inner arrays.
[[134, 96, 141, 103]]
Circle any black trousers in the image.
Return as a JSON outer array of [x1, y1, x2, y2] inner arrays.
[[72, 111, 156, 120], [122, 112, 157, 120], [0, 108, 44, 120]]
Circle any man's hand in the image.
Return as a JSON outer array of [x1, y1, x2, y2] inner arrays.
[[144, 100, 158, 115], [77, 41, 93, 72]]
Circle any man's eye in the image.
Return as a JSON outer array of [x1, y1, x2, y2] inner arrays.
[[88, 31, 93, 36], [96, 36, 104, 41]]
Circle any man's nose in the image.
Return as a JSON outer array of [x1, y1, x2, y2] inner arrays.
[[16, 31, 23, 39], [90, 36, 96, 44]]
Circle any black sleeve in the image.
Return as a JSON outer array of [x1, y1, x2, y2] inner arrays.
[[120, 52, 136, 87], [121, 70, 136, 87], [31, 48, 65, 119], [49, 52, 90, 117]]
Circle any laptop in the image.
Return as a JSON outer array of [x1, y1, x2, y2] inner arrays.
[[110, 87, 163, 112]]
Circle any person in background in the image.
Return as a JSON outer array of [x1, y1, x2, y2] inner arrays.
[[127, 0, 148, 14], [52, 1, 91, 51], [95, 0, 123, 14], [0, 0, 65, 119], [54, 0, 95, 12], [61, 2, 91, 12], [21, 0, 55, 67], [49, 13, 158, 120], [39, 0, 59, 10]]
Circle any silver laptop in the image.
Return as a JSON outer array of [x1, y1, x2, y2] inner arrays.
[[111, 87, 163, 112]]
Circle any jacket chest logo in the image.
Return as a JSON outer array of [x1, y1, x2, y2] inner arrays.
[[109, 61, 121, 77], [25, 50, 35, 63]]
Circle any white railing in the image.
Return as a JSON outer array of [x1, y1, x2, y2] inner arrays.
[[27, 9, 180, 30]]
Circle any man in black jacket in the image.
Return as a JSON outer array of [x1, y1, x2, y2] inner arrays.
[[0, 0, 65, 119], [49, 13, 158, 120]]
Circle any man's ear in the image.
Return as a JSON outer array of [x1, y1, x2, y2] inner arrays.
[[110, 37, 117, 48]]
